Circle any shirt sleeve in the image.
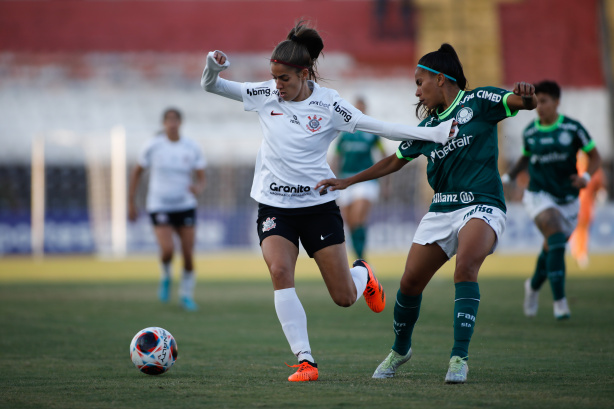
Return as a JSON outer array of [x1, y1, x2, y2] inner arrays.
[[200, 51, 243, 102], [242, 80, 276, 112], [576, 122, 596, 152], [476, 87, 518, 124], [330, 94, 364, 133], [395, 139, 423, 161], [192, 142, 207, 170], [356, 115, 455, 144], [138, 139, 156, 168]]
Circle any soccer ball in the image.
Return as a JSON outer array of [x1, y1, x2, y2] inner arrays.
[[129, 327, 178, 375]]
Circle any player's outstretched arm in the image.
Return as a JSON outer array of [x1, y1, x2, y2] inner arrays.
[[200, 50, 243, 102], [501, 155, 530, 185], [316, 154, 407, 193], [506, 81, 537, 111], [571, 147, 602, 189], [355, 115, 458, 145]]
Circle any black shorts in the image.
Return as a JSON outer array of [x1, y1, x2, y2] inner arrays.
[[256, 201, 345, 258], [149, 208, 196, 227]]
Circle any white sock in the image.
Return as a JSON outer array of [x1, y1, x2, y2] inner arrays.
[[160, 262, 172, 280], [274, 288, 314, 363], [350, 266, 368, 302], [180, 270, 195, 298]]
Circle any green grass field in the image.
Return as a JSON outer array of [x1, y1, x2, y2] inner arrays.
[[1, 253, 613, 408]]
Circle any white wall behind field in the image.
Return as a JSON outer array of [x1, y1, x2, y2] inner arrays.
[[1, 53, 611, 165]]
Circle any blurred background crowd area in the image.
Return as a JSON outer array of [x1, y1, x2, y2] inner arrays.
[[0, 0, 613, 255]]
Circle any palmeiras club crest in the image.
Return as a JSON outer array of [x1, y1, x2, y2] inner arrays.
[[262, 217, 277, 232], [306, 114, 322, 132]]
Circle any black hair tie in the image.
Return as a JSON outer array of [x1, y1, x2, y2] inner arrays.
[[291, 34, 299, 42]]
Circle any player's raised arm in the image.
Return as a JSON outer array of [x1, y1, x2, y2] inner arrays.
[[355, 115, 458, 145], [505, 81, 537, 111], [200, 50, 243, 102]]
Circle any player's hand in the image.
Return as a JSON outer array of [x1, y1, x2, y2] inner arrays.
[[315, 178, 350, 192], [128, 203, 138, 222], [189, 184, 204, 196], [450, 120, 459, 138], [213, 51, 226, 66], [513, 81, 535, 98], [570, 173, 589, 189]]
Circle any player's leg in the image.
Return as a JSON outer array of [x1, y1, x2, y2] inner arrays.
[[534, 207, 570, 319], [307, 202, 385, 313], [152, 222, 175, 303], [450, 218, 495, 360], [261, 235, 317, 381], [175, 224, 198, 311], [524, 244, 547, 317], [347, 198, 373, 260], [372, 242, 447, 379], [445, 207, 505, 384]]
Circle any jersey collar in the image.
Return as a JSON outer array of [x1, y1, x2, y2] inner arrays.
[[534, 114, 564, 132], [437, 90, 465, 120]]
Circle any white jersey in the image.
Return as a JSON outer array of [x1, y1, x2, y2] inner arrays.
[[138, 135, 207, 213], [243, 79, 362, 208]]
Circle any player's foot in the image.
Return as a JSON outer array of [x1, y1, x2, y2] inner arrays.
[[158, 277, 170, 303], [523, 278, 539, 317], [553, 297, 571, 320], [445, 356, 468, 384], [180, 296, 199, 311], [286, 360, 318, 382], [372, 348, 412, 378], [354, 259, 386, 313]]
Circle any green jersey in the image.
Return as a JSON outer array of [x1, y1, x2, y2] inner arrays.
[[396, 87, 518, 213], [336, 130, 381, 178], [522, 114, 595, 203]]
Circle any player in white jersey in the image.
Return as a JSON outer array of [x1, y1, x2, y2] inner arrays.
[[201, 21, 456, 382], [128, 108, 207, 311]]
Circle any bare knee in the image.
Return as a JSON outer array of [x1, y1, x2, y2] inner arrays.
[[400, 273, 426, 296], [160, 250, 173, 264], [331, 291, 356, 308], [268, 263, 294, 288], [454, 259, 479, 283]]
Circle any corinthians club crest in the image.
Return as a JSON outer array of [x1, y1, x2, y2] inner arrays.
[[262, 217, 276, 232], [306, 114, 322, 132], [455, 107, 473, 124]]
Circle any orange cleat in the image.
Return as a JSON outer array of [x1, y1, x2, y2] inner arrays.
[[286, 360, 319, 382], [354, 259, 386, 313]]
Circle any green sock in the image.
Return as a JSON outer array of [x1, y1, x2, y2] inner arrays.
[[392, 290, 421, 356], [451, 282, 480, 360], [547, 233, 567, 301], [530, 249, 548, 291], [351, 226, 366, 259]]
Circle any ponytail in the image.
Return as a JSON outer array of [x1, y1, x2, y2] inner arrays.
[[415, 43, 468, 118], [270, 20, 324, 81]]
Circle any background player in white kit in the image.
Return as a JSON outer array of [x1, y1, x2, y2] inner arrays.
[[201, 21, 457, 382], [128, 108, 207, 311]]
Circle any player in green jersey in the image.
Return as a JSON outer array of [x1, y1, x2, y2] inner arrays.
[[335, 98, 387, 260], [317, 43, 537, 383], [501, 80, 602, 320]]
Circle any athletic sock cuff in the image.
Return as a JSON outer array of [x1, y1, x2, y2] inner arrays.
[[547, 232, 567, 250], [454, 281, 480, 300], [396, 289, 422, 308], [274, 287, 297, 301]]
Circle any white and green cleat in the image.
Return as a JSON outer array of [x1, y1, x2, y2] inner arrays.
[[372, 348, 412, 379], [553, 297, 571, 320], [524, 278, 539, 317], [445, 356, 468, 384]]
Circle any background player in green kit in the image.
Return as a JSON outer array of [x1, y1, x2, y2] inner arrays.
[[317, 43, 537, 383], [335, 97, 386, 260], [501, 80, 602, 320]]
